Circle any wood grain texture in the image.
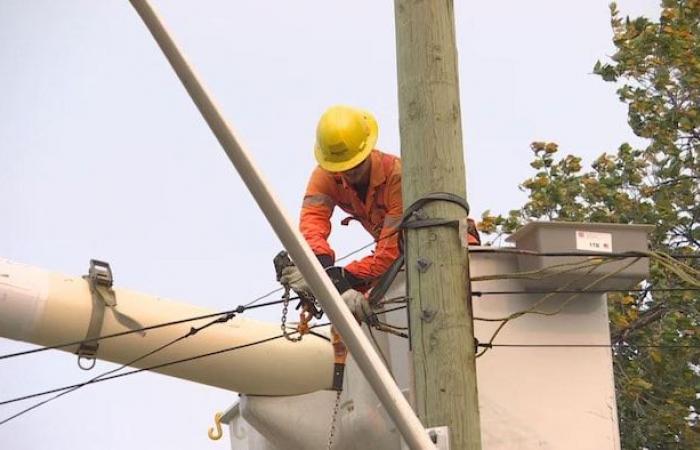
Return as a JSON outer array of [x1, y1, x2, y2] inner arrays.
[[394, 0, 483, 448]]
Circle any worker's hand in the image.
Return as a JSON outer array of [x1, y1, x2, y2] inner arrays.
[[341, 289, 372, 323], [279, 266, 312, 296]]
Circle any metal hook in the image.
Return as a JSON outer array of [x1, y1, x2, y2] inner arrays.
[[207, 412, 224, 441], [77, 355, 96, 371]]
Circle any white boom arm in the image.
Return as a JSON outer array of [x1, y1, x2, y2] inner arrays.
[[0, 258, 332, 396], [127, 1, 435, 448]]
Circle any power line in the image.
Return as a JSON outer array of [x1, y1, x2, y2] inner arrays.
[[469, 247, 700, 259], [340, 242, 700, 289], [227, 239, 388, 310], [0, 324, 331, 411], [0, 297, 294, 362], [474, 257, 643, 357], [0, 237, 393, 362], [0, 309, 330, 427], [472, 287, 700, 296], [242, 286, 285, 308], [0, 334, 186, 425], [376, 304, 408, 315], [0, 304, 256, 425], [0, 306, 404, 414], [336, 240, 382, 262], [471, 248, 699, 358], [0, 336, 274, 407], [477, 342, 700, 349]]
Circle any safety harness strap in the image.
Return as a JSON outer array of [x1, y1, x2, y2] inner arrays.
[[77, 259, 116, 370]]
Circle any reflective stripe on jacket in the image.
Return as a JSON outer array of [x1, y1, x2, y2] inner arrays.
[[300, 150, 402, 284]]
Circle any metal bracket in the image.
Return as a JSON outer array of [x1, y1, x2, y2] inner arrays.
[[88, 259, 116, 306], [401, 426, 450, 450], [421, 308, 437, 323], [416, 257, 432, 273], [428, 426, 450, 449], [77, 259, 117, 370]]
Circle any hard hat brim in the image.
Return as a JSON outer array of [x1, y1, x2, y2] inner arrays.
[[314, 112, 378, 173]]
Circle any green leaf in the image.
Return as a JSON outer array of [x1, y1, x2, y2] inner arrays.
[[481, 2, 700, 447]]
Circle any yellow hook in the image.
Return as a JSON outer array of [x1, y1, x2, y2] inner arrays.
[[208, 411, 224, 441]]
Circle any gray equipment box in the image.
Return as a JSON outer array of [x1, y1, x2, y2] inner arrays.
[[506, 222, 653, 291]]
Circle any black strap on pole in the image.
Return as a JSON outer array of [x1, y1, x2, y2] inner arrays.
[[368, 192, 470, 306]]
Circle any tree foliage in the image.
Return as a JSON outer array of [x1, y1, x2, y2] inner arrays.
[[480, 1, 699, 448]]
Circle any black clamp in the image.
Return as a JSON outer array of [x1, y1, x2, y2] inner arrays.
[[474, 337, 492, 349]]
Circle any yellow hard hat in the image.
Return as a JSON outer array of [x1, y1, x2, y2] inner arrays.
[[314, 105, 378, 172]]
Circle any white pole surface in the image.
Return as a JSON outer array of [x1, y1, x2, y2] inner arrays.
[[127, 1, 435, 448]]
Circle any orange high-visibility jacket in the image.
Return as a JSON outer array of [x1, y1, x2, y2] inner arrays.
[[300, 150, 402, 285]]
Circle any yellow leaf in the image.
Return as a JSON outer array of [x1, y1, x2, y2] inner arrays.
[[613, 315, 630, 328], [649, 349, 662, 363], [631, 377, 653, 390], [544, 143, 559, 154]]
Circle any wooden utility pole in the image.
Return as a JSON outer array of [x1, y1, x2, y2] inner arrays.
[[394, 1, 482, 449]]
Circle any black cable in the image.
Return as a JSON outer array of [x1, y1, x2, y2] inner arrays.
[[0, 334, 186, 424], [477, 342, 700, 349], [0, 297, 295, 362], [469, 247, 700, 259], [0, 334, 282, 409], [0, 323, 331, 418], [474, 257, 644, 357], [0, 306, 260, 425], [376, 304, 408, 315], [336, 193, 471, 266], [367, 325, 392, 370], [472, 287, 699, 296], [331, 229, 403, 271], [0, 236, 402, 363], [0, 235, 408, 422], [241, 286, 284, 308], [0, 231, 396, 362], [307, 330, 331, 342], [336, 240, 383, 262], [232, 238, 397, 310]]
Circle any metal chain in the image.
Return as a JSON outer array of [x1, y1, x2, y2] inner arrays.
[[281, 287, 302, 342], [326, 390, 342, 450]]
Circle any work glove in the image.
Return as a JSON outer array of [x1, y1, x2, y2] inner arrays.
[[279, 265, 312, 296], [341, 289, 373, 323]]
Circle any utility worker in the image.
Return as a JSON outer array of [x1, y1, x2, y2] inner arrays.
[[281, 105, 479, 321]]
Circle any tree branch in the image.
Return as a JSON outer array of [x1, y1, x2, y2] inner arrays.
[[612, 302, 667, 342]]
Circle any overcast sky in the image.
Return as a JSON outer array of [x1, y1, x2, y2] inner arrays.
[[1, 1, 659, 449]]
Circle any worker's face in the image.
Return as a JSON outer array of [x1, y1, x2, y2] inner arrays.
[[341, 157, 371, 185]]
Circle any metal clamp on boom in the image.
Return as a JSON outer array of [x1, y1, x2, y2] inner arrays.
[[76, 259, 117, 370]]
